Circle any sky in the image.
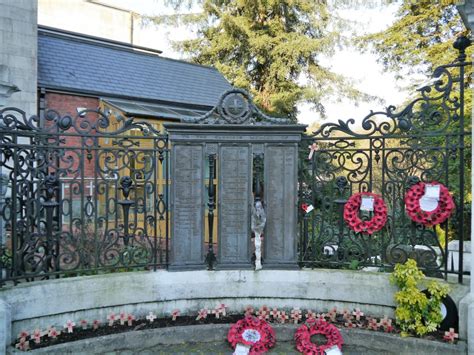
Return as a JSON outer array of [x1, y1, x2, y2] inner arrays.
[[98, 0, 410, 126]]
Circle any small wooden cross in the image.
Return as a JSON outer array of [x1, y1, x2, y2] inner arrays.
[[353, 308, 364, 321], [146, 312, 157, 323], [308, 143, 317, 159]]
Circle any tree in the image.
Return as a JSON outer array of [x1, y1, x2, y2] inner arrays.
[[360, 1, 472, 242], [154, 0, 365, 120], [360, 0, 471, 78]]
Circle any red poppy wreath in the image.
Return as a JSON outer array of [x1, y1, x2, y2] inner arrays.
[[294, 320, 344, 355], [227, 316, 276, 354], [343, 192, 388, 235], [404, 182, 454, 226]]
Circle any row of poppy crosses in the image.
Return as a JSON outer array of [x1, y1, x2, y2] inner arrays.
[[14, 304, 459, 351]]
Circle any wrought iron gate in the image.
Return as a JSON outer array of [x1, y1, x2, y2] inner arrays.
[[298, 38, 472, 282], [0, 39, 471, 287]]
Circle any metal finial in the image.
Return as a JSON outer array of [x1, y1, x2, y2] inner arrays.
[[453, 35, 472, 62]]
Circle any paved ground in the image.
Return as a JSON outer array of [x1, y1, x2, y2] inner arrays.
[[133, 341, 390, 354]]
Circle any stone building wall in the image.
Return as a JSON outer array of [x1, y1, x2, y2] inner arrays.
[[38, 0, 133, 44], [0, 0, 37, 114]]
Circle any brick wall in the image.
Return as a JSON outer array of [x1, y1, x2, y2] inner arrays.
[[45, 91, 99, 181], [45, 92, 99, 116]]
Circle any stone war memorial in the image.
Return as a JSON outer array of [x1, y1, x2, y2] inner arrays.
[[166, 89, 305, 271], [0, 0, 474, 354]]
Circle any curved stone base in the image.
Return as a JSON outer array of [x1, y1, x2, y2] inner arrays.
[[0, 269, 468, 351]]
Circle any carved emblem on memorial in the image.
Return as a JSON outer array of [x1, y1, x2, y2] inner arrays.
[[222, 92, 250, 124], [180, 89, 292, 125]]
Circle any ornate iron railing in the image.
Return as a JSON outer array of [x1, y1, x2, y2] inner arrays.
[[0, 39, 471, 286], [298, 37, 472, 282], [0, 108, 169, 286]]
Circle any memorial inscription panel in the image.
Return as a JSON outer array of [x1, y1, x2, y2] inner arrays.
[[218, 145, 252, 268], [264, 144, 298, 268], [170, 144, 204, 269], [165, 122, 305, 271]]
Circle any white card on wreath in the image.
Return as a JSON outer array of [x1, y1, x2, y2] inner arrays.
[[234, 343, 250, 355], [325, 345, 343, 355], [419, 197, 439, 212], [425, 184, 441, 199], [360, 196, 374, 212]]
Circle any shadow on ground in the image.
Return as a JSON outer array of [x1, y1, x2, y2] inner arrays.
[[135, 341, 391, 354]]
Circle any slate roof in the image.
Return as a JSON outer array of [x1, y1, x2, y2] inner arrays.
[[38, 29, 232, 108]]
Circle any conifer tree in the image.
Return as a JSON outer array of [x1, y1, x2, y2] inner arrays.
[[361, 0, 471, 79], [154, 0, 364, 120]]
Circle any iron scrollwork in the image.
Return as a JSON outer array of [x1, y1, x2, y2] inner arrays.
[[0, 106, 170, 285], [298, 37, 471, 280], [180, 89, 292, 125]]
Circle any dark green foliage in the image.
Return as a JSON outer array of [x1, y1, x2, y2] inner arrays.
[[361, 1, 470, 77], [152, 0, 365, 119], [360, 1, 472, 242]]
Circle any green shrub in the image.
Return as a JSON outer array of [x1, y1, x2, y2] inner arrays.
[[390, 259, 449, 337]]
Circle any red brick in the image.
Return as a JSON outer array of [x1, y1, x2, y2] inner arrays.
[[45, 92, 99, 181]]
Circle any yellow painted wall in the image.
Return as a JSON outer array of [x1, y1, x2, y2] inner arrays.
[[98, 100, 218, 250]]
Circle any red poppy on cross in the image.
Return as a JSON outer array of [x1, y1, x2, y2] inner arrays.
[[64, 320, 75, 333], [244, 305, 254, 317], [119, 311, 127, 325], [345, 320, 356, 328], [32, 329, 42, 344], [217, 303, 227, 316], [18, 331, 29, 339], [15, 338, 29, 351], [353, 308, 364, 321], [270, 308, 280, 319], [196, 308, 208, 321], [327, 307, 337, 321], [93, 320, 101, 330], [47, 327, 60, 339], [278, 311, 289, 323], [80, 319, 88, 330], [444, 328, 459, 343], [171, 309, 181, 321], [290, 308, 302, 324], [367, 318, 378, 330], [257, 309, 269, 320], [301, 203, 315, 214], [107, 312, 116, 326]]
